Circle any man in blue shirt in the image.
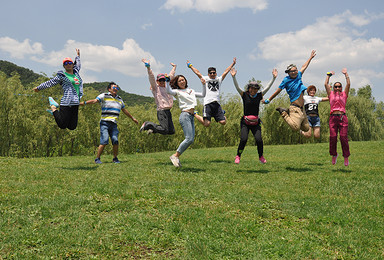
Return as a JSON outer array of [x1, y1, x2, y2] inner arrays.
[[263, 50, 316, 132]]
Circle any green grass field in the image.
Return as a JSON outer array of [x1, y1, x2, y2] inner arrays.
[[1, 141, 383, 259]]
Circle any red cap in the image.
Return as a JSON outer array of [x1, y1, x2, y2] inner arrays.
[[62, 57, 73, 64]]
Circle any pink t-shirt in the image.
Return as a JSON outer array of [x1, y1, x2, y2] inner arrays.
[[329, 91, 347, 114]]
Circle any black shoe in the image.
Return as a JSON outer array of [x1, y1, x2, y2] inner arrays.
[[276, 107, 288, 114]]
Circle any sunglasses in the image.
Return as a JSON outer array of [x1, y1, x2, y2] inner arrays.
[[209, 71, 216, 75], [288, 69, 298, 73], [63, 61, 73, 65], [158, 79, 166, 82], [334, 85, 342, 88], [112, 86, 119, 90]]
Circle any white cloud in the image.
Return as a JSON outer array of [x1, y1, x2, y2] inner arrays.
[[251, 10, 384, 90], [0, 37, 43, 59], [162, 0, 267, 13], [31, 39, 163, 78]]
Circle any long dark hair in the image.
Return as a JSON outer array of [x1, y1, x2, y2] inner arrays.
[[170, 75, 188, 89]]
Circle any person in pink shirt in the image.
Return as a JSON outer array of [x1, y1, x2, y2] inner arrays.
[[140, 59, 176, 135], [324, 68, 351, 166]]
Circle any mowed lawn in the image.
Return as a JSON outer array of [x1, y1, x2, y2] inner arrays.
[[0, 141, 383, 259]]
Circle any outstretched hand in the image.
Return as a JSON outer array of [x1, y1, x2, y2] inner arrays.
[[76, 48, 80, 56], [341, 68, 347, 74], [272, 68, 278, 78], [230, 68, 237, 77], [170, 62, 176, 67]]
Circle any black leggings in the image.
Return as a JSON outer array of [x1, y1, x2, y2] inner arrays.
[[237, 119, 263, 158], [52, 105, 79, 130]]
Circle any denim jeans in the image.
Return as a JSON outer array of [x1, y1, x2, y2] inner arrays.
[[100, 120, 119, 145], [177, 112, 195, 155]]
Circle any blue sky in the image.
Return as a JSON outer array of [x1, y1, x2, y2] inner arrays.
[[1, 0, 384, 102]]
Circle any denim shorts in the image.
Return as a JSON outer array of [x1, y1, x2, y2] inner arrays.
[[307, 115, 321, 127], [100, 120, 119, 145]]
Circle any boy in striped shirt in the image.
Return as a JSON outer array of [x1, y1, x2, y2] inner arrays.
[[81, 82, 138, 163]]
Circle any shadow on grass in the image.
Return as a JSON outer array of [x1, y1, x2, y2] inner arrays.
[[236, 169, 269, 174], [285, 166, 311, 172], [62, 166, 99, 171], [332, 168, 352, 173], [305, 162, 325, 166], [177, 166, 205, 173], [208, 159, 232, 164]]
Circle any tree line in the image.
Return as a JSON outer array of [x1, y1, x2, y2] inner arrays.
[[0, 71, 383, 158]]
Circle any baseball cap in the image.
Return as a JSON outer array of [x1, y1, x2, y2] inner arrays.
[[157, 73, 166, 80], [63, 57, 73, 64]]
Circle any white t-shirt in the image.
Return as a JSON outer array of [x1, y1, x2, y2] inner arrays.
[[203, 75, 223, 105], [303, 95, 323, 116]]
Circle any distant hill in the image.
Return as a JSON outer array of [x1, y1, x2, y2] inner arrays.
[[0, 60, 154, 107]]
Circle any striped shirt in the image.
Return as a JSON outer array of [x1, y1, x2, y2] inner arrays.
[[36, 56, 83, 106], [96, 93, 125, 124]]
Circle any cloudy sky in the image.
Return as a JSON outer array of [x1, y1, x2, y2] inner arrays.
[[1, 0, 384, 102]]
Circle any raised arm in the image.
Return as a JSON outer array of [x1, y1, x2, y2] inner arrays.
[[300, 50, 316, 74], [324, 71, 334, 96], [169, 63, 177, 79], [262, 68, 278, 96], [187, 60, 203, 79], [195, 78, 207, 98], [142, 59, 157, 90], [230, 68, 243, 96], [74, 48, 81, 71], [221, 57, 237, 81], [342, 68, 351, 97]]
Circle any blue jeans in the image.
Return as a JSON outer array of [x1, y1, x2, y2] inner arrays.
[[177, 112, 195, 155], [100, 120, 119, 145]]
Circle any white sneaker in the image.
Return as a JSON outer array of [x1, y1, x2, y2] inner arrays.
[[169, 155, 180, 167], [147, 129, 153, 135]]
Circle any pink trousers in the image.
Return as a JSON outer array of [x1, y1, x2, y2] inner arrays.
[[329, 114, 350, 158]]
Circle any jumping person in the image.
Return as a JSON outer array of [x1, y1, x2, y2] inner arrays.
[[187, 58, 236, 127], [324, 69, 351, 166], [33, 48, 83, 130], [231, 68, 278, 164], [80, 82, 138, 164], [301, 85, 329, 139], [166, 75, 206, 167], [263, 50, 316, 133], [140, 59, 176, 135]]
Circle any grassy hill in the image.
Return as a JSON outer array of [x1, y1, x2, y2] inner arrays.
[[1, 141, 383, 258], [0, 60, 154, 107]]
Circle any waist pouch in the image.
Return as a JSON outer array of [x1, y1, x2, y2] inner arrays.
[[244, 115, 259, 125]]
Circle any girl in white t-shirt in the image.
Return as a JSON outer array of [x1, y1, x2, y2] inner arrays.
[[301, 85, 328, 139], [166, 75, 206, 167]]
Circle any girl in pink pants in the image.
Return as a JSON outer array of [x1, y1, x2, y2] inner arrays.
[[324, 68, 351, 166]]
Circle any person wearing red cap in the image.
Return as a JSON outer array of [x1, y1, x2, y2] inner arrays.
[[33, 48, 83, 130], [301, 85, 328, 139], [139, 59, 176, 135]]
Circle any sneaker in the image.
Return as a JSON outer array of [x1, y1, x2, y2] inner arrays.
[[234, 155, 240, 164], [332, 155, 338, 165], [259, 156, 267, 164], [276, 107, 288, 114], [95, 158, 102, 164], [344, 157, 349, 167], [139, 122, 146, 132], [169, 155, 180, 167], [48, 97, 59, 108], [46, 109, 53, 115], [113, 157, 120, 163]]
